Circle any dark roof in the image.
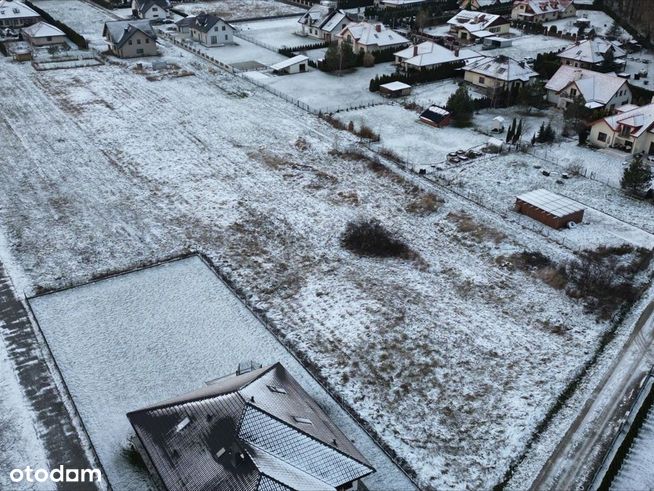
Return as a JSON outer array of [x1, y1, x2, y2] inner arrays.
[[127, 363, 374, 491], [133, 0, 170, 14], [188, 12, 233, 33], [420, 105, 450, 124], [103, 19, 156, 49]]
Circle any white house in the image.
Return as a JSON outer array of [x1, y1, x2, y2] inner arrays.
[[557, 38, 626, 70], [21, 21, 67, 46], [464, 55, 538, 91], [185, 13, 235, 47], [103, 19, 158, 58], [545, 65, 632, 111], [394, 41, 482, 72], [0, 0, 40, 28], [447, 10, 510, 42], [511, 0, 576, 23], [459, 0, 512, 10], [376, 0, 426, 8], [589, 103, 654, 154], [337, 22, 409, 53], [270, 54, 309, 74], [131, 0, 170, 21], [297, 4, 355, 41]]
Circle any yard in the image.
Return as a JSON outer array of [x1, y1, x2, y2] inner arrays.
[[173, 0, 305, 20], [235, 16, 326, 50]]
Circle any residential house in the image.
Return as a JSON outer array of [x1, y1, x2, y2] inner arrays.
[[131, 0, 170, 21], [376, 0, 427, 8], [511, 0, 576, 23], [394, 41, 482, 72], [447, 10, 510, 43], [103, 19, 158, 58], [589, 102, 654, 154], [270, 54, 309, 74], [186, 13, 234, 47], [557, 38, 627, 70], [0, 0, 40, 28], [127, 362, 375, 491], [464, 55, 538, 91], [459, 0, 512, 10], [21, 21, 66, 46], [545, 65, 632, 110], [337, 22, 409, 54], [297, 4, 355, 41]]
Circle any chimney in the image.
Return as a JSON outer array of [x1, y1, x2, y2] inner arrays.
[[413, 44, 418, 56], [375, 24, 381, 33], [454, 47, 460, 57]]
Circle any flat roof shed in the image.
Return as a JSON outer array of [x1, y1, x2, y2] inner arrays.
[[515, 188, 584, 229], [379, 81, 412, 97]]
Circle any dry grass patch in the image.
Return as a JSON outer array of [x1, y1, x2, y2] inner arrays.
[[448, 211, 506, 244], [406, 193, 444, 215]]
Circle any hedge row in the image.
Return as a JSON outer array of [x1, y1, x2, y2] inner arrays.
[[278, 41, 329, 58], [23, 0, 88, 49], [369, 62, 464, 91]]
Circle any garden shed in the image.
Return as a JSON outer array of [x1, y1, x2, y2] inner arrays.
[[419, 105, 451, 127], [379, 81, 412, 97], [515, 189, 585, 229]]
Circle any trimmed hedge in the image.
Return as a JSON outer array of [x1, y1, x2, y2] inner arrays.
[[369, 61, 464, 91], [23, 0, 88, 49], [278, 42, 329, 58]]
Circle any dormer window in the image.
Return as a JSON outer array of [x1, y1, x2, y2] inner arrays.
[[175, 416, 191, 432], [292, 416, 313, 425], [267, 385, 287, 394]]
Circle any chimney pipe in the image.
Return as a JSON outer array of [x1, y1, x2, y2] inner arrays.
[[455, 47, 460, 57], [375, 24, 381, 33], [413, 44, 418, 56]]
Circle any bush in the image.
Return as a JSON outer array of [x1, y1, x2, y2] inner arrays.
[[369, 61, 463, 92], [341, 219, 413, 259], [621, 154, 653, 196], [121, 440, 148, 472]]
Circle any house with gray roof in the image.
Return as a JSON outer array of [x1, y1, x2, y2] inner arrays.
[[132, 0, 170, 21], [297, 4, 355, 42], [103, 19, 158, 58], [127, 362, 375, 491], [0, 0, 40, 28], [181, 12, 235, 47]]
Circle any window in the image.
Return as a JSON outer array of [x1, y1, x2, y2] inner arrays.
[[152, 6, 158, 10], [214, 26, 218, 31], [145, 38, 149, 43], [292, 416, 313, 425], [479, 76, 485, 84], [175, 417, 191, 432], [137, 48, 144, 54], [137, 39, 141, 44], [222, 25, 225, 31], [224, 34, 228, 40], [570, 88, 577, 97], [267, 385, 287, 394], [597, 132, 607, 142], [128, 40, 133, 45], [46, 36, 52, 41], [211, 35, 217, 44]]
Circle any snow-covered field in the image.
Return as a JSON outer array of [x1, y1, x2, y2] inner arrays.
[[336, 104, 489, 165], [29, 256, 415, 491], [407, 78, 486, 109], [235, 16, 325, 50], [245, 62, 395, 112], [0, 339, 49, 491], [173, 0, 305, 20], [611, 403, 654, 490]]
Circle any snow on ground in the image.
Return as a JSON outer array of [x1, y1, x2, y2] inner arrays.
[[486, 32, 572, 60], [433, 153, 654, 250], [235, 16, 325, 50], [336, 104, 489, 165], [173, 0, 305, 20], [406, 78, 485, 109], [191, 35, 287, 65], [472, 106, 565, 139], [611, 403, 654, 490], [0, 46, 618, 489], [622, 50, 654, 91], [0, 338, 49, 491], [543, 10, 629, 39], [245, 62, 395, 112]]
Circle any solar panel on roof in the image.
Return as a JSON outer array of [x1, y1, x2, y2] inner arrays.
[[516, 189, 584, 218]]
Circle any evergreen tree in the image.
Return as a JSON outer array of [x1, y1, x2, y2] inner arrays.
[[513, 119, 523, 145], [446, 84, 474, 127], [506, 119, 515, 144], [621, 155, 653, 195]]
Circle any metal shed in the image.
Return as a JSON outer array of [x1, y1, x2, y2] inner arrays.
[[515, 189, 584, 229], [379, 81, 412, 97]]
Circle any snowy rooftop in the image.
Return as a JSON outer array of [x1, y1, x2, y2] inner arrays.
[[516, 189, 584, 218], [270, 54, 308, 71], [380, 0, 426, 5], [128, 362, 374, 491], [447, 10, 507, 34], [338, 22, 409, 48], [395, 41, 482, 68], [465, 56, 538, 82], [0, 0, 39, 20], [600, 102, 654, 137], [380, 81, 411, 91], [514, 0, 574, 16], [21, 21, 65, 39], [545, 66, 627, 106], [557, 38, 626, 64]]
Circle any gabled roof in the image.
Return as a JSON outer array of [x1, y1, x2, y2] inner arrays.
[[513, 0, 574, 16], [557, 38, 626, 64], [187, 12, 233, 33], [21, 21, 64, 38], [516, 189, 583, 218], [546, 65, 627, 107], [127, 363, 375, 491], [103, 19, 156, 49], [465, 55, 538, 81], [338, 22, 409, 48], [298, 4, 329, 27], [270, 54, 308, 71], [0, 0, 39, 20], [298, 5, 353, 33], [597, 103, 654, 138], [447, 10, 508, 34], [133, 0, 170, 14], [320, 10, 354, 34], [395, 41, 481, 67], [420, 105, 450, 124]]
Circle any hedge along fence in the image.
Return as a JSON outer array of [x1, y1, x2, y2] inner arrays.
[[315, 44, 402, 72], [23, 0, 89, 49], [278, 41, 329, 57], [368, 61, 464, 91]]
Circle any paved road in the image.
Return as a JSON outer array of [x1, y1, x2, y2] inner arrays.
[[531, 299, 654, 491], [0, 264, 101, 491]]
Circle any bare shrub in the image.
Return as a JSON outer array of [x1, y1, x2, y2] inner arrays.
[[341, 219, 415, 259], [357, 124, 379, 141], [448, 211, 506, 244], [566, 162, 584, 176], [294, 136, 311, 151], [406, 193, 444, 215]]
